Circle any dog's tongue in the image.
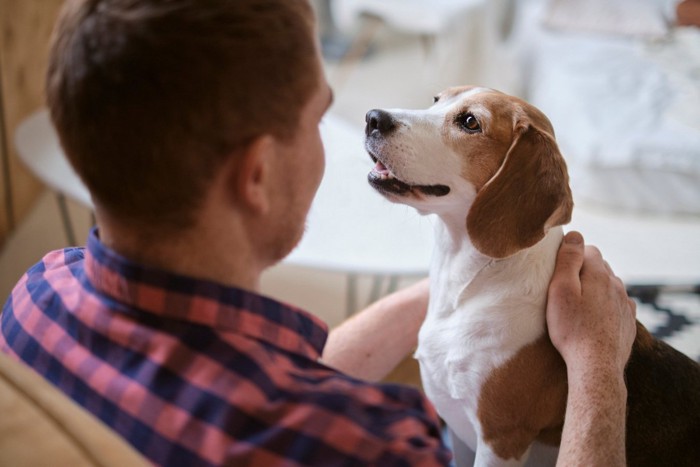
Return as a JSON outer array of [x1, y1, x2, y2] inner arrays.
[[374, 160, 390, 175]]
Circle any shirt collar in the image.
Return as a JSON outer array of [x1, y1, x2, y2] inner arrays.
[[84, 228, 328, 359]]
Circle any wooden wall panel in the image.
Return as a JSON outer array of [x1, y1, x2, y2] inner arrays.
[[0, 0, 65, 245]]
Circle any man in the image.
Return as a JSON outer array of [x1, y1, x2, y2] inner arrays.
[[1, 0, 636, 465]]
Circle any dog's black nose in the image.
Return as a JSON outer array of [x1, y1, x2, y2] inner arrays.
[[365, 109, 396, 136]]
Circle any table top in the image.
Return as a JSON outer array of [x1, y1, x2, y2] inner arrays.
[[15, 109, 700, 283], [285, 114, 435, 275], [290, 113, 700, 283]]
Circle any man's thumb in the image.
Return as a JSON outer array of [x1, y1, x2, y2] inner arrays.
[[564, 231, 583, 245], [552, 231, 585, 288]]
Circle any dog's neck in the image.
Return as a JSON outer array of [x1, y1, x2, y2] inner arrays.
[[429, 209, 564, 320], [430, 211, 492, 285]]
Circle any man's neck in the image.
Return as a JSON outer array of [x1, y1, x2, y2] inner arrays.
[[95, 211, 264, 292]]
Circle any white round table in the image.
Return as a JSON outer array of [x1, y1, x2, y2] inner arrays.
[[15, 110, 700, 314], [287, 114, 434, 313], [288, 114, 434, 274]]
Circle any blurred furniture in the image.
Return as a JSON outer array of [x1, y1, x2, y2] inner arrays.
[[0, 60, 11, 233], [328, 0, 520, 93], [14, 110, 92, 245], [0, 0, 65, 244], [332, 0, 484, 38], [287, 114, 434, 313], [12, 109, 434, 314], [316, 0, 357, 61], [308, 113, 700, 282], [0, 351, 149, 467], [13, 109, 700, 314], [513, 0, 700, 216]]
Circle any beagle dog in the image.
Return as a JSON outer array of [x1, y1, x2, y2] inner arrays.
[[364, 86, 700, 466]]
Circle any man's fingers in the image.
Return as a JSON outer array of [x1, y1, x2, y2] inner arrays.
[[564, 231, 584, 245], [628, 298, 637, 318], [551, 231, 585, 294]]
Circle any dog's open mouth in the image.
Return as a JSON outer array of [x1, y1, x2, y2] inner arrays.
[[367, 153, 450, 197]]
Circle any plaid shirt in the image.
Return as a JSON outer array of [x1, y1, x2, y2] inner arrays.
[[1, 229, 450, 466]]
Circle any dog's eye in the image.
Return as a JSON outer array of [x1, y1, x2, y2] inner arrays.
[[457, 113, 481, 132], [433, 96, 440, 104]]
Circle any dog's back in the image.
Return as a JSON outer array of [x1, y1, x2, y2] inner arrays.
[[626, 323, 700, 466]]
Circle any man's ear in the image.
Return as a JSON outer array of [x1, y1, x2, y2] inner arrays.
[[228, 135, 276, 214]]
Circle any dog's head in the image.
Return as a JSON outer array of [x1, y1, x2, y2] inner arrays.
[[365, 86, 573, 259]]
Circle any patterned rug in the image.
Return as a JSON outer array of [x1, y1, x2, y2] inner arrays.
[[629, 285, 700, 362]]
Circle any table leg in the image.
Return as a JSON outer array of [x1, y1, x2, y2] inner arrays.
[[346, 273, 358, 317], [347, 273, 403, 317], [56, 193, 77, 246]]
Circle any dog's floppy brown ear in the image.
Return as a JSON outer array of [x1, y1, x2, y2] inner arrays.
[[466, 123, 573, 259]]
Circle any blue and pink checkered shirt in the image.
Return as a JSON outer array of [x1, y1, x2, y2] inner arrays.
[[1, 228, 450, 466]]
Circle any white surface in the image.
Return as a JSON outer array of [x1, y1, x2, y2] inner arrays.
[[13, 110, 436, 275], [570, 202, 700, 284], [292, 113, 700, 283], [331, 0, 484, 34], [516, 0, 700, 215], [330, 0, 521, 96], [13, 109, 700, 283], [15, 110, 92, 207], [287, 114, 435, 275], [543, 0, 670, 38]]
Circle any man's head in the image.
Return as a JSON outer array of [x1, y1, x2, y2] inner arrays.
[[47, 0, 322, 233]]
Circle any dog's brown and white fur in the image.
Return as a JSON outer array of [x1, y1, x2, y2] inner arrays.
[[365, 86, 700, 466]]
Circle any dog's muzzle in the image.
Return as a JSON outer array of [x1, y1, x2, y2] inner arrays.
[[364, 109, 450, 198]]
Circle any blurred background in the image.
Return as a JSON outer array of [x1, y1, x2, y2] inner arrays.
[[0, 0, 699, 365]]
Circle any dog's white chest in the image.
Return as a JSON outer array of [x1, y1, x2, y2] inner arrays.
[[415, 298, 537, 451], [416, 227, 562, 456], [415, 312, 492, 450]]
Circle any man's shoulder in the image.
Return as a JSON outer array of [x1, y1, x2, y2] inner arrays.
[[4, 247, 86, 312], [22, 246, 86, 280]]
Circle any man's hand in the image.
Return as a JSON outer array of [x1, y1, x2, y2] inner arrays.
[[546, 231, 637, 467], [547, 231, 637, 374]]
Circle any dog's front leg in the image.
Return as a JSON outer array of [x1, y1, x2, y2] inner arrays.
[[447, 427, 476, 466], [474, 438, 530, 467]]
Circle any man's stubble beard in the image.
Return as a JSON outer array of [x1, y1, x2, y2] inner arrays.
[[264, 206, 309, 266]]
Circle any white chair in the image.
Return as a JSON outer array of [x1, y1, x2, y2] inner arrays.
[[15, 110, 92, 245], [0, 352, 150, 467]]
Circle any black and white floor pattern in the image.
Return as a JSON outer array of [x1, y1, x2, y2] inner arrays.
[[629, 285, 700, 363]]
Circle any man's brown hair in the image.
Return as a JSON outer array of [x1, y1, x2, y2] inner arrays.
[[47, 0, 319, 229]]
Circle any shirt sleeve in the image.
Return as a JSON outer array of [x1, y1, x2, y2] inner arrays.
[[220, 372, 452, 466]]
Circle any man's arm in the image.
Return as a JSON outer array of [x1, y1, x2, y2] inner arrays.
[[321, 278, 429, 381], [547, 231, 637, 467]]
